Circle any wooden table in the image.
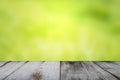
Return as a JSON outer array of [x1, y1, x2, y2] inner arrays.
[[0, 61, 120, 80]]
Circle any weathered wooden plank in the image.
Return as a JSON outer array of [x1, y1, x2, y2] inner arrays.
[[4, 62, 60, 80], [1, 61, 120, 80], [113, 62, 120, 66], [61, 62, 118, 80], [0, 62, 11, 67], [82, 62, 118, 80], [3, 62, 43, 80], [0, 62, 26, 80], [95, 62, 120, 79], [61, 62, 89, 80], [39, 62, 60, 80]]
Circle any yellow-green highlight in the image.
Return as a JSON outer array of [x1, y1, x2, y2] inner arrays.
[[0, 0, 120, 60]]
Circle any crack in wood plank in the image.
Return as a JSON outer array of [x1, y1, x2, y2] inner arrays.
[[0, 61, 11, 68]]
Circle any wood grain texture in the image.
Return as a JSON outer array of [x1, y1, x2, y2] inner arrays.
[[1, 62, 60, 80], [61, 62, 88, 80], [94, 62, 120, 79], [61, 62, 119, 80], [3, 61, 43, 80], [38, 62, 60, 80], [0, 62, 11, 67], [0, 62, 26, 80], [83, 62, 118, 80], [0, 61, 120, 80]]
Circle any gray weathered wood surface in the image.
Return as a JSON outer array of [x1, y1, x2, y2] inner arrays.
[[0, 61, 120, 80]]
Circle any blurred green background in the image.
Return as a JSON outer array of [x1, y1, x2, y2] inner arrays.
[[0, 0, 120, 60]]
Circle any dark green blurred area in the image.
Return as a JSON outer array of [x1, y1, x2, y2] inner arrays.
[[0, 0, 120, 60]]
